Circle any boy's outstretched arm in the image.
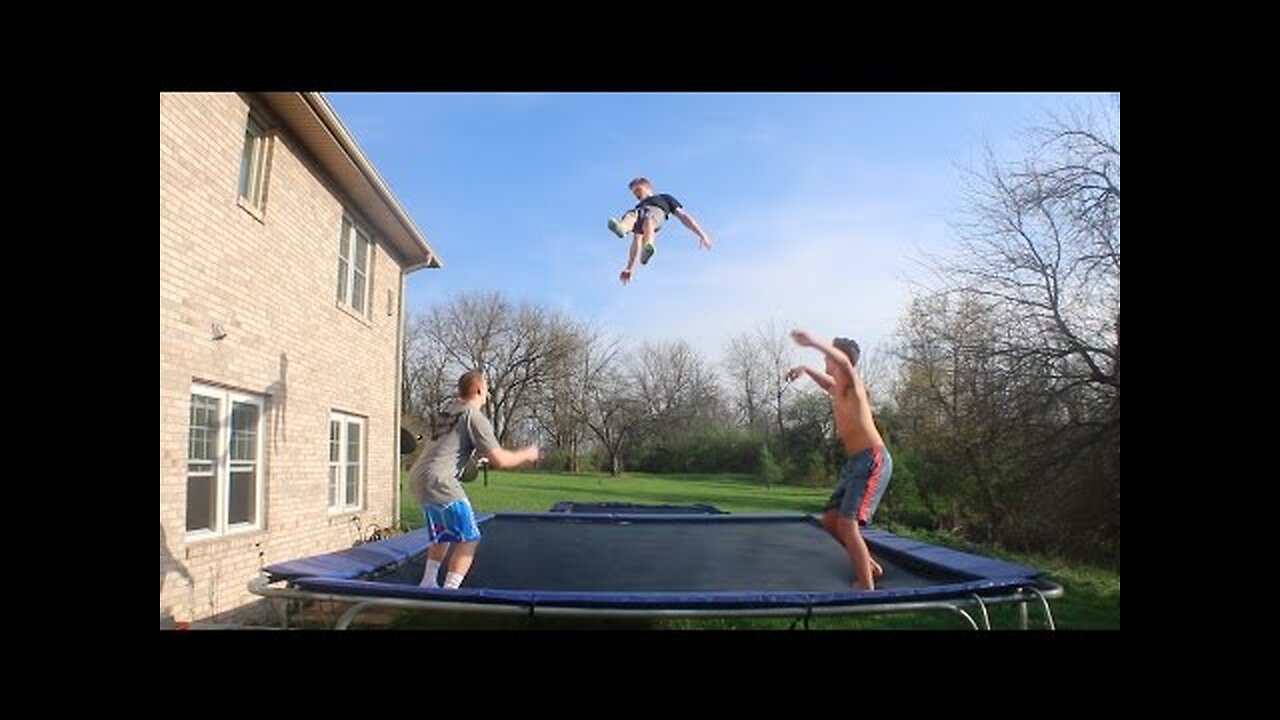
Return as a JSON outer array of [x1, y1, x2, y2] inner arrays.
[[786, 365, 836, 392], [790, 329, 856, 386], [484, 444, 540, 469], [672, 207, 713, 250]]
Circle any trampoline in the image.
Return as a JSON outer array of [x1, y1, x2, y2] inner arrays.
[[250, 509, 1061, 629]]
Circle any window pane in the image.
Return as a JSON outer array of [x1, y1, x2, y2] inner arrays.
[[188, 395, 219, 462], [238, 132, 254, 198], [248, 136, 260, 204], [344, 421, 360, 507], [346, 423, 361, 462], [229, 467, 256, 525], [328, 466, 337, 507], [239, 116, 264, 202], [345, 465, 358, 507], [329, 420, 341, 462], [250, 135, 267, 206], [354, 231, 369, 272], [352, 272, 365, 313], [186, 474, 216, 532], [239, 137, 253, 196], [230, 402, 258, 461], [187, 428, 206, 462], [337, 220, 352, 303]]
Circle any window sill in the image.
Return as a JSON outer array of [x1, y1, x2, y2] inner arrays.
[[237, 195, 266, 224], [337, 301, 372, 328]]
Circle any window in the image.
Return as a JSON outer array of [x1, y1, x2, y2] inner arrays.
[[238, 113, 271, 210], [328, 412, 365, 511], [336, 216, 373, 315], [186, 384, 264, 537]]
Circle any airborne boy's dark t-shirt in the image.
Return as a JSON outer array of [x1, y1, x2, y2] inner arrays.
[[635, 193, 682, 216]]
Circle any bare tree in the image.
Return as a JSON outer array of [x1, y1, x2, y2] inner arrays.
[[486, 304, 579, 445], [894, 96, 1120, 560], [424, 291, 506, 372], [754, 319, 795, 439], [856, 342, 898, 411], [403, 313, 453, 433], [578, 365, 644, 476], [947, 100, 1120, 519], [631, 339, 724, 446], [945, 97, 1119, 404], [415, 291, 579, 445], [530, 323, 621, 471], [723, 332, 768, 431]]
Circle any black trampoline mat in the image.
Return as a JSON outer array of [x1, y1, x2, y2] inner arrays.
[[376, 516, 967, 592]]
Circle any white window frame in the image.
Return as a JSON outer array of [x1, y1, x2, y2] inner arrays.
[[328, 411, 365, 512], [186, 384, 265, 540], [237, 112, 271, 211], [336, 215, 374, 317]]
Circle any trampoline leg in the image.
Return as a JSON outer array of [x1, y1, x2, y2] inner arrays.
[[270, 599, 290, 629], [789, 608, 814, 631], [947, 606, 981, 631], [1026, 587, 1057, 631], [1018, 599, 1029, 630], [335, 601, 376, 630], [968, 594, 991, 630]]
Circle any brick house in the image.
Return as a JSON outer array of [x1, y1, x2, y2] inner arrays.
[[160, 92, 440, 624]]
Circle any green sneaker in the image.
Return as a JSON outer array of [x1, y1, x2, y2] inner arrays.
[[641, 242, 656, 265], [607, 218, 625, 238]]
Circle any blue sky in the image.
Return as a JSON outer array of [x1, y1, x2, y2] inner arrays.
[[327, 92, 1108, 367]]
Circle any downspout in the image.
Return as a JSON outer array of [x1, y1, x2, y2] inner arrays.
[[395, 255, 435, 529], [393, 267, 406, 531]]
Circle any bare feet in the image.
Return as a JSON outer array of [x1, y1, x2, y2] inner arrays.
[[852, 558, 883, 591]]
